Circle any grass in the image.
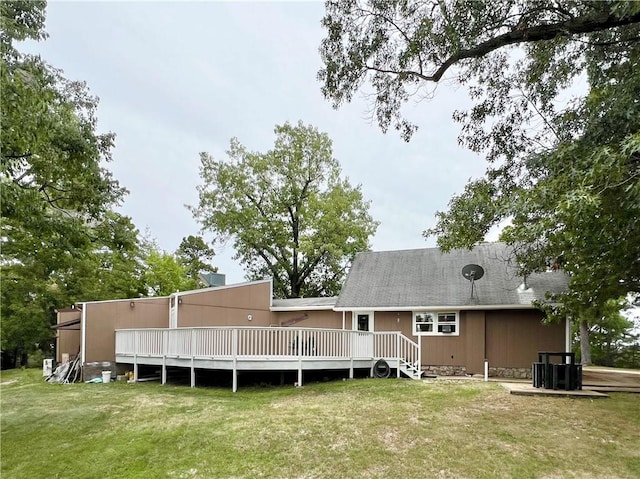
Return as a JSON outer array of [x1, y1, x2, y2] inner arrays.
[[1, 369, 639, 479]]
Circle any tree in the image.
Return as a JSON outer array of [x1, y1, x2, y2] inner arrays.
[[573, 298, 638, 367], [190, 121, 378, 298], [1, 2, 133, 367], [319, 1, 640, 362], [175, 235, 217, 285], [142, 245, 195, 296]]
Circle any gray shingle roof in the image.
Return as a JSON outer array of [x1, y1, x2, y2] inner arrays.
[[335, 243, 568, 309], [271, 296, 338, 310]]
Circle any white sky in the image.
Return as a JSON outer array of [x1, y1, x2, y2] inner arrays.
[[24, 1, 494, 284]]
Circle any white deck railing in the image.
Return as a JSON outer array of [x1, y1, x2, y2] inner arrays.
[[115, 327, 417, 363], [373, 331, 420, 368], [115, 327, 421, 391]]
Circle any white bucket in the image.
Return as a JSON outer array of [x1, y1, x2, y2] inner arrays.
[[101, 371, 112, 383]]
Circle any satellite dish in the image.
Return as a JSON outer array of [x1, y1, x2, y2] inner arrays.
[[461, 264, 484, 281], [461, 264, 484, 300]]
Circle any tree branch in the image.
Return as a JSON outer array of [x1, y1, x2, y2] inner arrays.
[[358, 6, 425, 74], [298, 250, 327, 285], [245, 192, 268, 219], [2, 153, 33, 160], [372, 9, 640, 83]]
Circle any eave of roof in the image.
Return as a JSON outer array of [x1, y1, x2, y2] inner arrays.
[[51, 318, 81, 329], [271, 306, 337, 311], [334, 304, 541, 312]]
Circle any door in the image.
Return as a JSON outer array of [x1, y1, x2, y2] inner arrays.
[[352, 312, 374, 357]]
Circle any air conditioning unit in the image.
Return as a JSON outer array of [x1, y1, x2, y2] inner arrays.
[[43, 359, 54, 377], [441, 325, 454, 334]]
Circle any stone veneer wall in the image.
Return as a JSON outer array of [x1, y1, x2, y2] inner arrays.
[[423, 365, 532, 379], [489, 367, 531, 379], [423, 365, 467, 376]]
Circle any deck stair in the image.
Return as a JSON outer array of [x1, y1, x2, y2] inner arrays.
[[399, 359, 423, 380]]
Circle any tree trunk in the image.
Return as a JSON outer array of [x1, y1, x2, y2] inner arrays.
[[579, 319, 592, 365]]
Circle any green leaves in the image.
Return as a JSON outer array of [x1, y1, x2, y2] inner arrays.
[[143, 249, 195, 297], [176, 235, 217, 284], [0, 3, 137, 365], [191, 121, 378, 298], [319, 1, 640, 358]]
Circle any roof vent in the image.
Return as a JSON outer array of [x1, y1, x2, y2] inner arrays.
[[461, 264, 484, 300]]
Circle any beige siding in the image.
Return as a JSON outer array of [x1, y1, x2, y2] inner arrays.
[[421, 331, 467, 367], [485, 310, 565, 368], [366, 309, 563, 372], [374, 311, 412, 336], [178, 282, 273, 327], [464, 311, 486, 374], [84, 282, 274, 362], [272, 310, 344, 329], [84, 298, 169, 363], [56, 310, 81, 363]]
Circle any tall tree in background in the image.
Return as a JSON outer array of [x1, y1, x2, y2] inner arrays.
[[190, 121, 378, 298], [579, 298, 638, 367], [175, 235, 217, 285], [1, 1, 137, 366], [142, 249, 195, 296], [319, 1, 640, 362]]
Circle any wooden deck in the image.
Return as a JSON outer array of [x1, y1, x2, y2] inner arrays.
[[115, 327, 422, 391]]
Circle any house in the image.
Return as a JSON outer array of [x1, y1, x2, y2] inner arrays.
[[54, 242, 569, 389], [334, 243, 569, 378]]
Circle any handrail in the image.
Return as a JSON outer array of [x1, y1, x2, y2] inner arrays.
[[116, 327, 375, 359], [115, 327, 420, 375]]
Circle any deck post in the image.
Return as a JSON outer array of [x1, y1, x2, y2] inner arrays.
[[232, 328, 238, 393], [297, 330, 303, 387], [397, 333, 401, 378], [349, 357, 354, 379], [133, 355, 138, 382], [133, 330, 139, 382], [418, 335, 422, 377], [190, 329, 196, 388], [161, 330, 167, 385]]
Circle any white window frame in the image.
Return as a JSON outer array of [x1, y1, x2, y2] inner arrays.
[[351, 311, 374, 332], [413, 311, 459, 336]]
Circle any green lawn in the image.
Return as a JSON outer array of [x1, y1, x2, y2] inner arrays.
[[1, 369, 639, 479]]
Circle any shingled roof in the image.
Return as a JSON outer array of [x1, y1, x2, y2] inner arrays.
[[271, 297, 337, 311], [335, 243, 568, 310]]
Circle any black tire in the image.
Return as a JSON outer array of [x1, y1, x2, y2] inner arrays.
[[373, 359, 391, 378]]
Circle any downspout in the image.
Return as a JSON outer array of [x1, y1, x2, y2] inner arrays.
[[80, 302, 87, 364], [176, 294, 180, 328]]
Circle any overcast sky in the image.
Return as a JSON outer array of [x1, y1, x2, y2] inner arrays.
[[24, 1, 495, 284]]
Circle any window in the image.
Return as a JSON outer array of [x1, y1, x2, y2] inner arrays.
[[413, 312, 459, 336], [357, 314, 369, 331]]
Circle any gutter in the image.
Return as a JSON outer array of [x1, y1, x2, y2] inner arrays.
[[333, 304, 544, 312], [270, 305, 336, 312]]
